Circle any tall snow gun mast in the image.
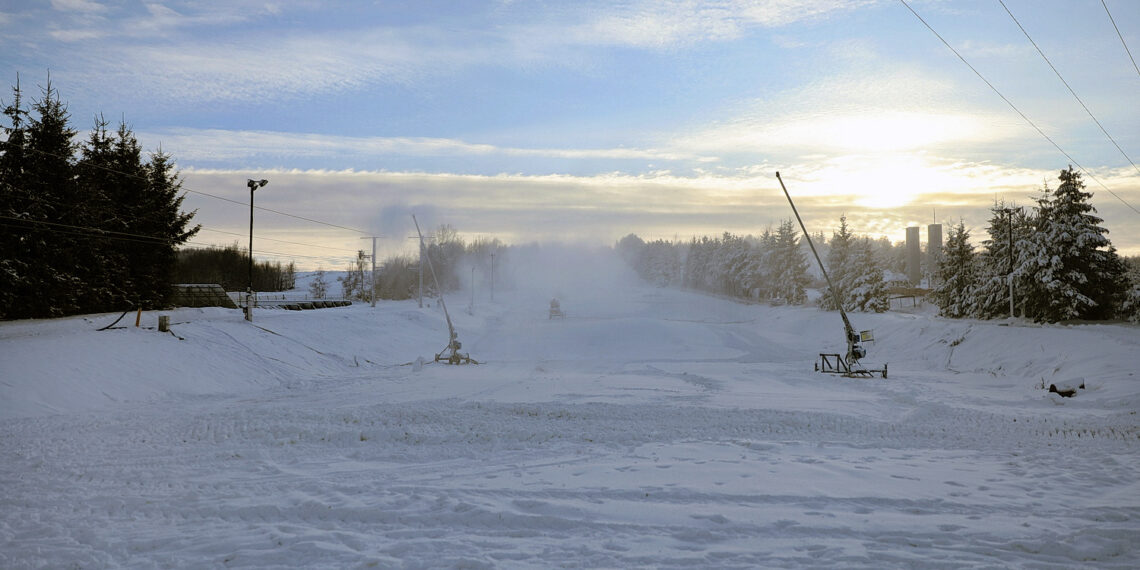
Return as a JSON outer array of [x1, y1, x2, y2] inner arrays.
[[775, 172, 886, 378], [413, 215, 477, 365]]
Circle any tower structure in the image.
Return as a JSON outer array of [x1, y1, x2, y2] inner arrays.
[[906, 226, 921, 285]]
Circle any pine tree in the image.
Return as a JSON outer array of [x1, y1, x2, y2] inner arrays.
[[2, 77, 200, 318], [820, 216, 854, 311], [972, 201, 1029, 319], [845, 238, 890, 312], [14, 79, 83, 318], [1019, 167, 1128, 322], [769, 219, 809, 304], [0, 77, 30, 318], [930, 220, 976, 318], [75, 115, 136, 312], [136, 148, 199, 308]]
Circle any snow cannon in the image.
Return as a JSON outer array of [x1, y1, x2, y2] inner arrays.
[[776, 172, 887, 379], [414, 214, 479, 365]]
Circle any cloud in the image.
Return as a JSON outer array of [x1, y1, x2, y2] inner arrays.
[[567, 0, 881, 50], [174, 158, 1140, 269], [671, 65, 1021, 161], [25, 1, 890, 105], [50, 0, 106, 14], [139, 128, 710, 167]]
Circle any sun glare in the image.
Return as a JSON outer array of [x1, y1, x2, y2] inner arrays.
[[795, 154, 967, 209]]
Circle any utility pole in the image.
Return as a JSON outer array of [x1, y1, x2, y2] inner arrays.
[[360, 236, 383, 307], [410, 234, 435, 308], [418, 237, 424, 308], [1001, 208, 1017, 319], [245, 178, 268, 322]]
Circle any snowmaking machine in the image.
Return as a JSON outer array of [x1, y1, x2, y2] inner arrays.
[[775, 172, 887, 379], [413, 215, 478, 365], [548, 298, 564, 319]]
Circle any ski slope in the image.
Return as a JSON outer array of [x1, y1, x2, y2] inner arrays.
[[2, 256, 1138, 568]]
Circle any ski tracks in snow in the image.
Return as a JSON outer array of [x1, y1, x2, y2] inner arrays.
[[2, 288, 1138, 568]]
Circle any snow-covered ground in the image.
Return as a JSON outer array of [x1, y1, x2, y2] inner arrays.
[[2, 253, 1138, 568]]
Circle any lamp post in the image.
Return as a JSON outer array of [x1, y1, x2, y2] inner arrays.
[[246, 178, 268, 322]]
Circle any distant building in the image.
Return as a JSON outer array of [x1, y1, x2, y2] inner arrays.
[[927, 223, 943, 285], [906, 226, 921, 285]]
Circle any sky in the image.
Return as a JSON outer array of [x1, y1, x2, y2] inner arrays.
[[2, 0, 1139, 269]]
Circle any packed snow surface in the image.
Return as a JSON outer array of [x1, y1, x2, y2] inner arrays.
[[2, 266, 1138, 568]]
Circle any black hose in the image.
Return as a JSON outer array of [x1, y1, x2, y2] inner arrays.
[[96, 305, 135, 331]]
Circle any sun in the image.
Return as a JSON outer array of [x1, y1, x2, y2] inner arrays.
[[795, 154, 962, 210]]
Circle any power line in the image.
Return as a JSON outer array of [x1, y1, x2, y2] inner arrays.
[[0, 179, 364, 255], [0, 139, 373, 235], [197, 227, 360, 253], [898, 0, 1140, 217], [998, 0, 1140, 177], [1102, 0, 1140, 80], [0, 215, 358, 262]]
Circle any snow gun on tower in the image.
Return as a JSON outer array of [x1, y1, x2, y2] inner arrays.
[[775, 172, 886, 378], [413, 215, 478, 365]]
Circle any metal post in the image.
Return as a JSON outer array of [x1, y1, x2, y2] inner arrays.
[[371, 237, 377, 307], [418, 238, 424, 308], [246, 179, 267, 322], [246, 184, 254, 321], [1002, 208, 1015, 319]]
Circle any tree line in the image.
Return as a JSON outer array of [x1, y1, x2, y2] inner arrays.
[[931, 167, 1139, 322], [616, 217, 906, 312], [0, 77, 199, 319], [174, 244, 296, 293], [617, 167, 1139, 323]]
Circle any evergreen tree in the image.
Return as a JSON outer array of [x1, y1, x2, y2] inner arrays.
[[1, 76, 199, 318], [135, 148, 199, 307], [615, 233, 645, 266], [972, 201, 1029, 319], [0, 77, 30, 317], [930, 220, 977, 318], [845, 238, 890, 312], [75, 115, 136, 311], [820, 216, 854, 311], [640, 239, 681, 287], [11, 79, 83, 318], [769, 219, 809, 304], [1019, 167, 1127, 322]]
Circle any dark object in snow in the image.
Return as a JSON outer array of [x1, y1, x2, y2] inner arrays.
[[549, 298, 564, 319], [1048, 378, 1086, 398], [170, 284, 238, 309]]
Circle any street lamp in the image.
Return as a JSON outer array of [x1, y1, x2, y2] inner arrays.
[[246, 178, 268, 322]]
